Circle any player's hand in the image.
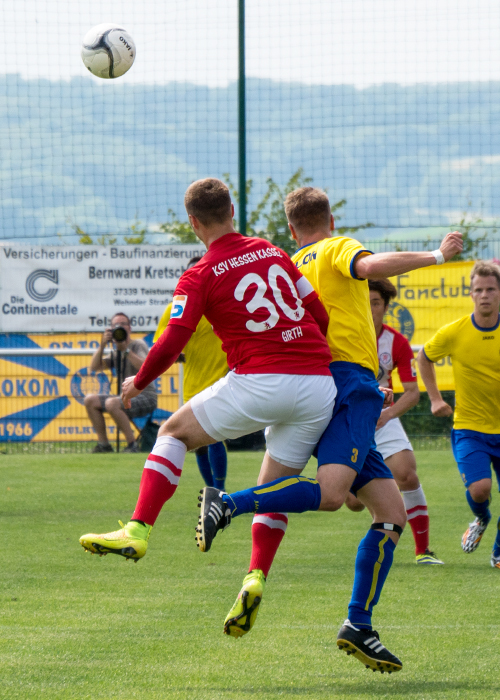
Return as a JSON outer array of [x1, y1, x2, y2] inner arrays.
[[121, 376, 140, 409], [101, 329, 113, 346], [379, 387, 393, 408], [430, 398, 453, 417], [439, 231, 463, 262], [376, 408, 392, 430]]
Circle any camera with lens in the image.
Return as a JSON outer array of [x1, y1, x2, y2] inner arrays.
[[111, 326, 128, 343]]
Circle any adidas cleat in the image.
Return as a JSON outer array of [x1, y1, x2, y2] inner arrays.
[[224, 569, 266, 638], [491, 553, 500, 569], [461, 517, 489, 553], [195, 487, 231, 552], [79, 520, 152, 560], [416, 549, 444, 565], [337, 619, 402, 673]]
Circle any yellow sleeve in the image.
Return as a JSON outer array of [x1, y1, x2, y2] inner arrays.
[[423, 324, 454, 363], [328, 237, 372, 279], [153, 303, 172, 343]]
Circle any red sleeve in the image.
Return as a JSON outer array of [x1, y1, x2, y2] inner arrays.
[[393, 333, 417, 384], [134, 324, 193, 390], [304, 297, 329, 336], [167, 266, 207, 331], [286, 259, 318, 305]]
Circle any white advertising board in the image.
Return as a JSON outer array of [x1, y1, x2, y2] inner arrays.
[[0, 244, 206, 332]]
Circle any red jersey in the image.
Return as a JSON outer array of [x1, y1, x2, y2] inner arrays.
[[376, 324, 417, 389], [169, 233, 332, 375]]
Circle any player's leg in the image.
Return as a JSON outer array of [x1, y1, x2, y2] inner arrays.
[[452, 430, 493, 553], [224, 453, 296, 636], [195, 446, 214, 487], [196, 373, 335, 551], [84, 394, 113, 452], [79, 401, 215, 559], [491, 457, 500, 569], [208, 442, 227, 490], [104, 396, 136, 446], [386, 449, 442, 563], [337, 469, 406, 673]]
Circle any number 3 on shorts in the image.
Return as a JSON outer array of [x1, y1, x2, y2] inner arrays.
[[351, 448, 358, 464]]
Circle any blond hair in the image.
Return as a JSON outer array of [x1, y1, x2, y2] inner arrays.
[[184, 178, 232, 226], [470, 260, 500, 289], [284, 187, 331, 233]]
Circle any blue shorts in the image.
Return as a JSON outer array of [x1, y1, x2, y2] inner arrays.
[[316, 362, 393, 495], [451, 429, 500, 490]]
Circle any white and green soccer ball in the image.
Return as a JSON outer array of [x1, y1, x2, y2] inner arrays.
[[81, 23, 135, 79]]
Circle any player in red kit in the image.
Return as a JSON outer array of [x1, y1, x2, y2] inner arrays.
[[79, 178, 336, 559], [346, 278, 443, 564]]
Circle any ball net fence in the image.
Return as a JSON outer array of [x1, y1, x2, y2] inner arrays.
[[0, 0, 499, 450]]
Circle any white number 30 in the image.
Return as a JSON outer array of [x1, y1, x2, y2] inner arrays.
[[234, 263, 305, 333]]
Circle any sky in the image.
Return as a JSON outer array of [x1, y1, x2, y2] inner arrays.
[[2, 0, 500, 87]]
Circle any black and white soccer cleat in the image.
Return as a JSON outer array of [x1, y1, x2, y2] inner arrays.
[[337, 619, 402, 673], [195, 487, 231, 552]]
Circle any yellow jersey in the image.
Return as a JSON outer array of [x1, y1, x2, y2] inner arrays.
[[424, 314, 500, 433], [154, 303, 229, 403], [291, 236, 378, 375]]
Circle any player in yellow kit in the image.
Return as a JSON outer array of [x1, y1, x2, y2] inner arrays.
[[155, 257, 229, 489], [418, 261, 500, 568], [213, 187, 462, 672]]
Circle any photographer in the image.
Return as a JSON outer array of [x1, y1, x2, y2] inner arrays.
[[84, 312, 157, 453]]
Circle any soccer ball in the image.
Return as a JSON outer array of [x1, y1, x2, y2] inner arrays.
[[81, 23, 135, 79]]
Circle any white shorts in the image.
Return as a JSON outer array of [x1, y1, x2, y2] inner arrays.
[[375, 417, 413, 460], [191, 371, 336, 469]]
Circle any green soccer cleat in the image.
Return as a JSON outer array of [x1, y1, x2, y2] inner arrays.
[[416, 549, 444, 565], [79, 520, 152, 561], [224, 569, 266, 638]]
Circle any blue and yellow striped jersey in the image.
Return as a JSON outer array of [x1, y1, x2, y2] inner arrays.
[[291, 236, 378, 375], [424, 313, 500, 433]]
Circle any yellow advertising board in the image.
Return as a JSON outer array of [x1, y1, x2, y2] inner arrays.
[[386, 260, 474, 392], [0, 332, 179, 444]]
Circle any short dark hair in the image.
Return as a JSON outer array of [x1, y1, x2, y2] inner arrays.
[[470, 260, 500, 289], [184, 178, 232, 226], [284, 187, 331, 232], [368, 278, 397, 307], [187, 256, 203, 269], [111, 312, 131, 325]]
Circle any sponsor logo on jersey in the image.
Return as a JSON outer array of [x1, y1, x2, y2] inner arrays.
[[483, 335, 495, 340], [171, 295, 187, 319]]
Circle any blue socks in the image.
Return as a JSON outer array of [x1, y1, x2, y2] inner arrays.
[[209, 442, 227, 491], [493, 517, 500, 558], [195, 449, 213, 487], [348, 530, 396, 629], [466, 489, 491, 524], [195, 442, 228, 490], [223, 476, 321, 516]]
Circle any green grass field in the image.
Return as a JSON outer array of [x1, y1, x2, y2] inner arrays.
[[1, 449, 499, 700]]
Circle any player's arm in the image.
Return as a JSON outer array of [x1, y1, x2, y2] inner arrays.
[[122, 324, 194, 408], [304, 296, 329, 336], [377, 382, 419, 429], [354, 231, 463, 280], [90, 328, 112, 372], [416, 349, 453, 417]]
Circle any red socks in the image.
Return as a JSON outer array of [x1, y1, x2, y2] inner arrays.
[[132, 436, 187, 526], [249, 513, 288, 577], [402, 486, 429, 556]]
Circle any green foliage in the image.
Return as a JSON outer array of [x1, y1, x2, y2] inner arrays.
[[158, 208, 199, 244], [224, 169, 374, 255], [451, 207, 498, 261]]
